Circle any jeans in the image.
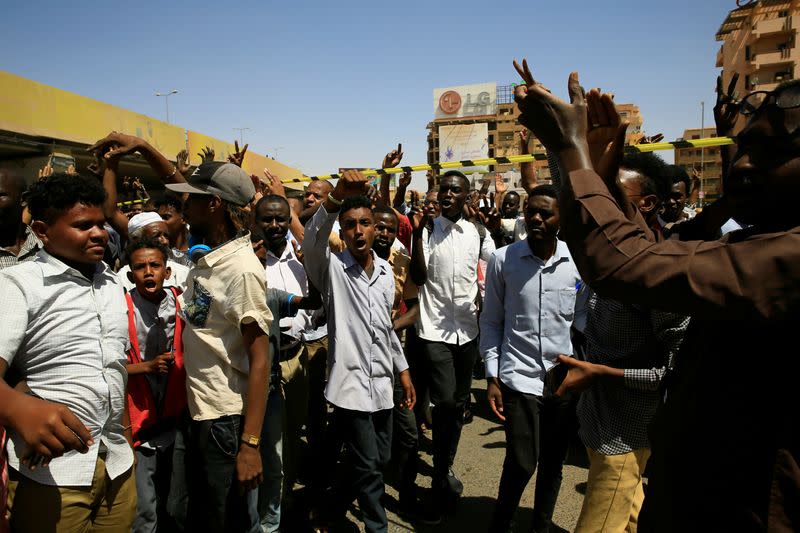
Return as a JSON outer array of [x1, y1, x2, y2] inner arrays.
[[330, 407, 393, 533], [258, 388, 284, 533], [133, 435, 187, 533], [421, 338, 478, 484], [489, 383, 575, 533], [186, 415, 260, 533]]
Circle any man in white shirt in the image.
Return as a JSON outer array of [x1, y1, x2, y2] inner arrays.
[[303, 171, 415, 533], [0, 173, 136, 531], [480, 185, 586, 533], [409, 170, 495, 518]]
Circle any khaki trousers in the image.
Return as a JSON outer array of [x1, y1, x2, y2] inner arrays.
[[7, 454, 136, 533], [574, 447, 651, 533]]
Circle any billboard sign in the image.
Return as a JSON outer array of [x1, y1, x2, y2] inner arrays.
[[433, 83, 496, 119], [438, 123, 488, 171]]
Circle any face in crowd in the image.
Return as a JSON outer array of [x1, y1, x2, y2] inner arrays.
[[304, 181, 333, 210], [727, 82, 800, 229], [501, 191, 521, 219], [36, 202, 109, 266], [423, 190, 441, 219], [372, 210, 399, 258], [158, 203, 185, 244], [127, 246, 171, 301], [524, 192, 559, 243], [438, 173, 470, 220], [138, 222, 171, 248], [340, 204, 375, 261], [662, 181, 688, 224], [254, 197, 291, 251]]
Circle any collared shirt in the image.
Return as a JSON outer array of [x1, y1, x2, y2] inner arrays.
[[387, 247, 418, 315], [118, 259, 190, 292], [303, 206, 408, 413], [264, 243, 326, 343], [578, 292, 688, 454], [0, 226, 40, 269], [0, 251, 133, 486], [417, 216, 496, 345], [479, 240, 586, 396], [180, 233, 273, 421]]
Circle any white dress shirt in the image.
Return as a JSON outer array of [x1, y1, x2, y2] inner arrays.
[[479, 240, 587, 396], [303, 206, 408, 412], [417, 216, 496, 345], [0, 251, 133, 486], [264, 242, 326, 343]]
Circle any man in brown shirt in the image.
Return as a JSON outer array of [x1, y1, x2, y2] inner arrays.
[[512, 60, 800, 531]]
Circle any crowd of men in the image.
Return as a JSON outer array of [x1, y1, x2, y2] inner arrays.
[[0, 60, 797, 533]]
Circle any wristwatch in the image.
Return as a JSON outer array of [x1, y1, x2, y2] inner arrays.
[[240, 433, 260, 448]]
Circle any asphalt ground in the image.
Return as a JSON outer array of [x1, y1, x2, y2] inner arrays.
[[286, 379, 590, 532]]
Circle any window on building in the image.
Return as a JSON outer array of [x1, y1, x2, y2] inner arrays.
[[691, 134, 700, 139], [745, 45, 751, 61], [779, 10, 789, 18]]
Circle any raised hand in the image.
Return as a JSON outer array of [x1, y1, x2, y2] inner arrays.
[[331, 170, 369, 200], [517, 129, 530, 153], [513, 59, 588, 156], [585, 89, 628, 183], [87, 131, 143, 160], [714, 73, 740, 137], [86, 152, 105, 179], [38, 161, 54, 180], [262, 168, 286, 198], [494, 173, 507, 194], [176, 149, 191, 176], [398, 168, 412, 188], [409, 205, 429, 236], [228, 140, 248, 167], [409, 190, 421, 211], [426, 170, 436, 191], [479, 176, 491, 195], [198, 146, 215, 163], [485, 206, 502, 231], [381, 143, 403, 169]]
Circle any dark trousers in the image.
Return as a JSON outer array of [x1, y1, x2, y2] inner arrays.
[[490, 383, 574, 533], [133, 426, 188, 533], [330, 407, 393, 533], [392, 372, 419, 504], [421, 338, 478, 483], [186, 415, 260, 533]]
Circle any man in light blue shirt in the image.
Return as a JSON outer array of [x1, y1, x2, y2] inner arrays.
[[480, 184, 586, 533], [302, 170, 415, 533]]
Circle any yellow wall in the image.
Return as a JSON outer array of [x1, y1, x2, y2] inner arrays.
[[0, 70, 187, 157], [0, 70, 305, 185]]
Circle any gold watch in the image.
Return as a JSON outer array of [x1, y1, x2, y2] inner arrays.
[[240, 433, 260, 448]]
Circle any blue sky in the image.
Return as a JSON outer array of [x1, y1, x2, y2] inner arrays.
[[2, 0, 735, 179]]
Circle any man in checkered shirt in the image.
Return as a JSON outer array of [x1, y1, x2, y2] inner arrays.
[[555, 153, 689, 533]]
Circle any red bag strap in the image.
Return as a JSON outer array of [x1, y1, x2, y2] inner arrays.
[[169, 286, 183, 358], [124, 292, 142, 364]]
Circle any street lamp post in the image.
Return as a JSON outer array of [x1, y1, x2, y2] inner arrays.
[[233, 127, 251, 146], [155, 89, 179, 123]]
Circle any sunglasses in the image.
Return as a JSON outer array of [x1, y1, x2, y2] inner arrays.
[[740, 87, 800, 116]]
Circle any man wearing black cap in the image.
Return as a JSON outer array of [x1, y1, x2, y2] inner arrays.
[[165, 162, 274, 533]]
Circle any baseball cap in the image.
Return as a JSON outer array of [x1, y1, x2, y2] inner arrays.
[[165, 162, 255, 207]]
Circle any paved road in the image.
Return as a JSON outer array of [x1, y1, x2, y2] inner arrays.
[[342, 379, 590, 532]]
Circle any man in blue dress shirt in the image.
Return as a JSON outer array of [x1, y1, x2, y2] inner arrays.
[[480, 185, 587, 533]]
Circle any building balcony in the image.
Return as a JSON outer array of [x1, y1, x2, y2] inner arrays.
[[753, 48, 793, 69], [752, 16, 794, 39]]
